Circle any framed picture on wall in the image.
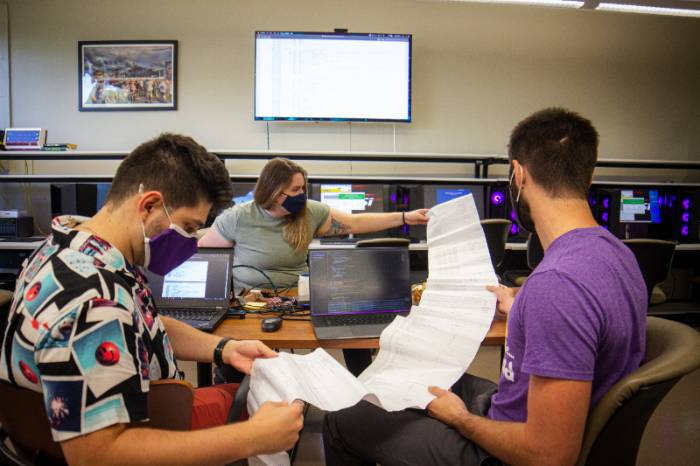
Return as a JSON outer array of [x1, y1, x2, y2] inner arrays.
[[78, 40, 177, 111]]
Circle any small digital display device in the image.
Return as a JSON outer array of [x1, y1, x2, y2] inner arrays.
[[3, 128, 47, 150]]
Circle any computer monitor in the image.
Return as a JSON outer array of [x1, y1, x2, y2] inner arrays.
[[308, 248, 411, 316], [423, 185, 485, 218], [401, 184, 485, 241], [619, 189, 661, 224], [315, 183, 390, 214], [255, 31, 412, 122], [145, 249, 232, 308], [232, 182, 257, 206]]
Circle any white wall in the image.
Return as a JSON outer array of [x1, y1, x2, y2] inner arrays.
[[6, 0, 700, 157], [2, 0, 700, 226], [0, 2, 9, 130]]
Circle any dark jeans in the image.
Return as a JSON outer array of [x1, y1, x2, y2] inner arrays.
[[323, 373, 502, 466], [343, 348, 374, 377]]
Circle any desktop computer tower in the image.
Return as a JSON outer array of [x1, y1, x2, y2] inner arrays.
[[677, 190, 700, 243], [593, 188, 619, 235], [395, 184, 423, 241], [486, 184, 508, 219], [486, 183, 528, 241], [51, 183, 111, 218]]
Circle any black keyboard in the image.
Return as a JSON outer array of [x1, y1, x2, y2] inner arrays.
[[160, 309, 220, 322], [326, 313, 399, 326], [319, 237, 360, 245]]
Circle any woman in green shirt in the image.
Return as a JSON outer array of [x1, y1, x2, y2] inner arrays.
[[200, 157, 428, 291], [199, 157, 429, 374]]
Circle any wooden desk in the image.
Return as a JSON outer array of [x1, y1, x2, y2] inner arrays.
[[200, 314, 506, 386], [214, 314, 506, 348]]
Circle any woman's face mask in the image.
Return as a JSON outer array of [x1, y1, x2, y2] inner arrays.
[[281, 192, 307, 214]]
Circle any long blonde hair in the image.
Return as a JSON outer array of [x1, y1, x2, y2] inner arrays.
[[254, 158, 311, 252]]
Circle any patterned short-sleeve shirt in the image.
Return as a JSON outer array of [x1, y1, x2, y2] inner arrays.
[[0, 216, 179, 441]]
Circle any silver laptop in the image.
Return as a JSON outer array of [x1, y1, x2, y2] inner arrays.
[[145, 248, 232, 332], [309, 248, 411, 339]]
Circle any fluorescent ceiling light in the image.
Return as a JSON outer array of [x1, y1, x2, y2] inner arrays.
[[597, 3, 700, 17], [446, 0, 700, 17], [457, 0, 584, 8]]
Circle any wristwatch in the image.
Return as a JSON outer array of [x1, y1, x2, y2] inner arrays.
[[213, 337, 233, 367]]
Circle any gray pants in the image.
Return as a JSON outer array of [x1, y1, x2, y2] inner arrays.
[[323, 373, 502, 466]]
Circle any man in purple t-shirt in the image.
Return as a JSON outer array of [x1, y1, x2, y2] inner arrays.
[[323, 108, 647, 466]]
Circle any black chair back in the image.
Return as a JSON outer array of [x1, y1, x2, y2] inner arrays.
[[480, 219, 511, 269], [622, 239, 676, 304], [355, 238, 410, 248], [526, 233, 544, 270], [0, 290, 13, 357]]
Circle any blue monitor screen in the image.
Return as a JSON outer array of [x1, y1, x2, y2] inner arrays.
[[232, 182, 257, 206], [233, 191, 254, 205], [5, 130, 41, 145], [436, 188, 471, 205]]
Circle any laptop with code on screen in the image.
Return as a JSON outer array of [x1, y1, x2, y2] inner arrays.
[[309, 248, 411, 339], [145, 248, 232, 332]]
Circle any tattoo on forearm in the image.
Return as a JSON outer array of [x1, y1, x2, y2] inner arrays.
[[329, 216, 352, 236]]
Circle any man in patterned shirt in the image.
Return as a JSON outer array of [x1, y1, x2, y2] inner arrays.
[[0, 134, 303, 465]]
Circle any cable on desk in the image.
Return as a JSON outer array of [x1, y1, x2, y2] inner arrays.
[[233, 265, 278, 295], [241, 299, 311, 321]]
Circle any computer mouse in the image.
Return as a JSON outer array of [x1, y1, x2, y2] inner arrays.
[[261, 316, 283, 332]]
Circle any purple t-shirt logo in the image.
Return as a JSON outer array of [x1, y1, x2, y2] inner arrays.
[[501, 344, 516, 383]]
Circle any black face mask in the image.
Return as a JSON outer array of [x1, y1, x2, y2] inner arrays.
[[281, 192, 307, 214], [509, 166, 535, 234]]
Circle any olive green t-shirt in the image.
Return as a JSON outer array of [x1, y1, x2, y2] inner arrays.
[[213, 200, 330, 292]]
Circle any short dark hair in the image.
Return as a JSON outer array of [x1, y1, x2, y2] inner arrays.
[[106, 133, 233, 210], [508, 108, 599, 199]]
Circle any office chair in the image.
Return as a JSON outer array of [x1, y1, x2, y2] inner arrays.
[[479, 219, 511, 270], [355, 237, 410, 248], [505, 232, 544, 287], [0, 379, 195, 466], [525, 232, 544, 271], [0, 379, 253, 466], [622, 239, 676, 307], [0, 289, 11, 311], [575, 316, 700, 466], [0, 288, 11, 313]]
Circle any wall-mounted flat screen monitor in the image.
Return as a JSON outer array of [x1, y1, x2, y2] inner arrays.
[[255, 31, 411, 122]]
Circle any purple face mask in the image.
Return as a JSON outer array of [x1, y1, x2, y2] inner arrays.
[[141, 204, 198, 276]]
